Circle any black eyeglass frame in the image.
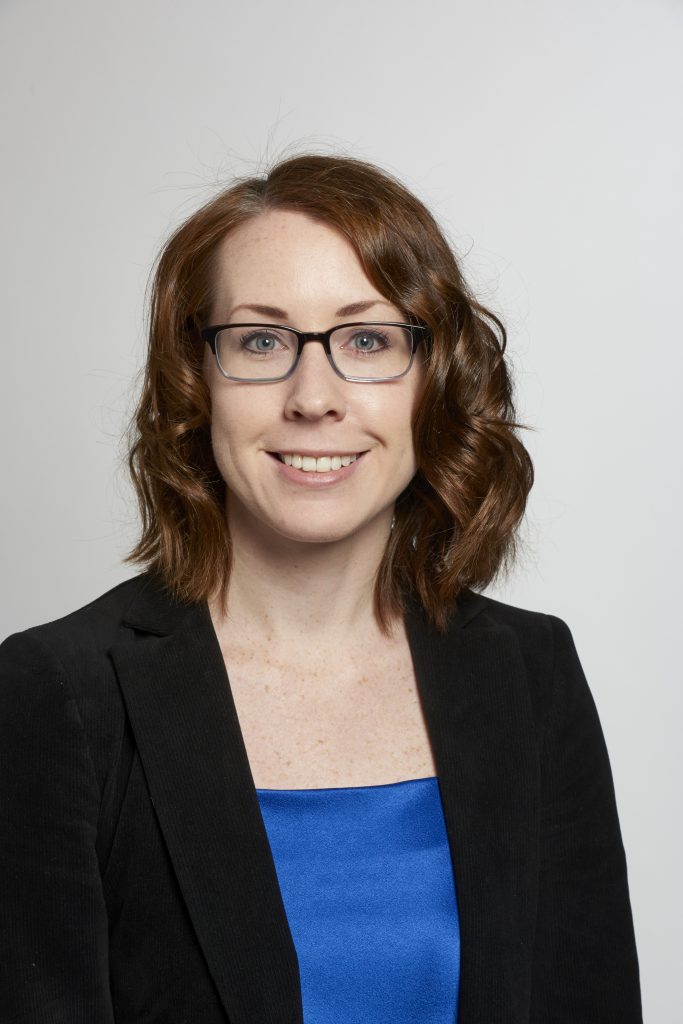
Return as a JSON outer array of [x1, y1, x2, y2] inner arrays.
[[200, 321, 430, 383]]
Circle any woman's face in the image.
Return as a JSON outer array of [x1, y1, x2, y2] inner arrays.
[[203, 209, 425, 546]]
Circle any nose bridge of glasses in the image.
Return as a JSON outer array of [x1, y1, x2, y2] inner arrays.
[[297, 329, 333, 349], [292, 331, 339, 378]]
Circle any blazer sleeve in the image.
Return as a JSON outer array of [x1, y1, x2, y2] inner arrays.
[[530, 615, 642, 1022], [0, 630, 115, 1023]]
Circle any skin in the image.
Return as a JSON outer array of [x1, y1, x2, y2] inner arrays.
[[203, 208, 426, 649], [202, 209, 437, 786]]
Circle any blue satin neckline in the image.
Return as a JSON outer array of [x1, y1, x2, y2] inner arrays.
[[255, 774, 437, 793], [256, 774, 460, 1023]]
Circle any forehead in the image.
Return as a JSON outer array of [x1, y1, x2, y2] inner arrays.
[[210, 209, 390, 312]]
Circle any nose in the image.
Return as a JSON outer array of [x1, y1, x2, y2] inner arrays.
[[282, 339, 348, 422]]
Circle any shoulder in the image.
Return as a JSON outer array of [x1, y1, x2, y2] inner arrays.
[[1, 573, 151, 663], [0, 574, 155, 790], [459, 587, 572, 656], [412, 586, 578, 674], [459, 589, 588, 729], [0, 570, 157, 694]]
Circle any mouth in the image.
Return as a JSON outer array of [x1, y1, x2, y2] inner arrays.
[[267, 451, 367, 474]]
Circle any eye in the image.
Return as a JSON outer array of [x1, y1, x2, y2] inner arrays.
[[238, 328, 293, 354], [348, 329, 389, 353]]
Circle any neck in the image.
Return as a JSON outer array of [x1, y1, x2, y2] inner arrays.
[[209, 505, 398, 649]]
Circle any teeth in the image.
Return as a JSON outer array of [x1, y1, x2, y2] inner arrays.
[[278, 453, 360, 473]]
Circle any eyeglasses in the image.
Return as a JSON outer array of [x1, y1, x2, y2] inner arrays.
[[200, 321, 429, 383]]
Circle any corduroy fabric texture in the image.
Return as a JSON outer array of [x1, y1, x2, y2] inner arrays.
[[0, 573, 642, 1023]]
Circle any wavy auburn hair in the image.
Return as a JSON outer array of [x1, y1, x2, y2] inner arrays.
[[125, 153, 534, 633]]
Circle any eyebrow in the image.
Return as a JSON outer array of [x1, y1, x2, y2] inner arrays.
[[226, 299, 396, 320]]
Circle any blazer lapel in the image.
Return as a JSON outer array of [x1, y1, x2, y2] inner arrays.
[[110, 579, 302, 1024], [110, 576, 539, 1024], [405, 596, 540, 1023]]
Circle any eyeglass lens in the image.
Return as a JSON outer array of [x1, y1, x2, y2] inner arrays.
[[213, 323, 413, 380]]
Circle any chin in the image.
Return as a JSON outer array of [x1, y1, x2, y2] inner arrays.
[[265, 513, 371, 545], [272, 524, 357, 545]]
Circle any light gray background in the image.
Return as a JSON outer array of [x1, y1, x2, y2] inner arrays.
[[1, 0, 680, 1018]]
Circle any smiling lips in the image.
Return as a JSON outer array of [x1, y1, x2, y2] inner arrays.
[[275, 452, 362, 473]]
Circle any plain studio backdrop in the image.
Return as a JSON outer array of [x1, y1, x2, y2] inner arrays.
[[1, 0, 680, 1018]]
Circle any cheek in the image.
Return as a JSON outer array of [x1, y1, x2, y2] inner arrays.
[[395, 382, 423, 470], [393, 381, 423, 444], [207, 385, 269, 468]]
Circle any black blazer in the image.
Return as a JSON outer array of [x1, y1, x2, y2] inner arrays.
[[0, 573, 642, 1023]]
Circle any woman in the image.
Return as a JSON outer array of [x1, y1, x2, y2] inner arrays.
[[0, 154, 642, 1023]]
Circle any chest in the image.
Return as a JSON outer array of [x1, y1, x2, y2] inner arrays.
[[218, 632, 439, 790]]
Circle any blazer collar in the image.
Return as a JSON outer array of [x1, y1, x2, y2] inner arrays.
[[111, 574, 538, 1024]]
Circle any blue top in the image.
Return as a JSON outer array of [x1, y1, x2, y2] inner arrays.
[[256, 775, 460, 1023]]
